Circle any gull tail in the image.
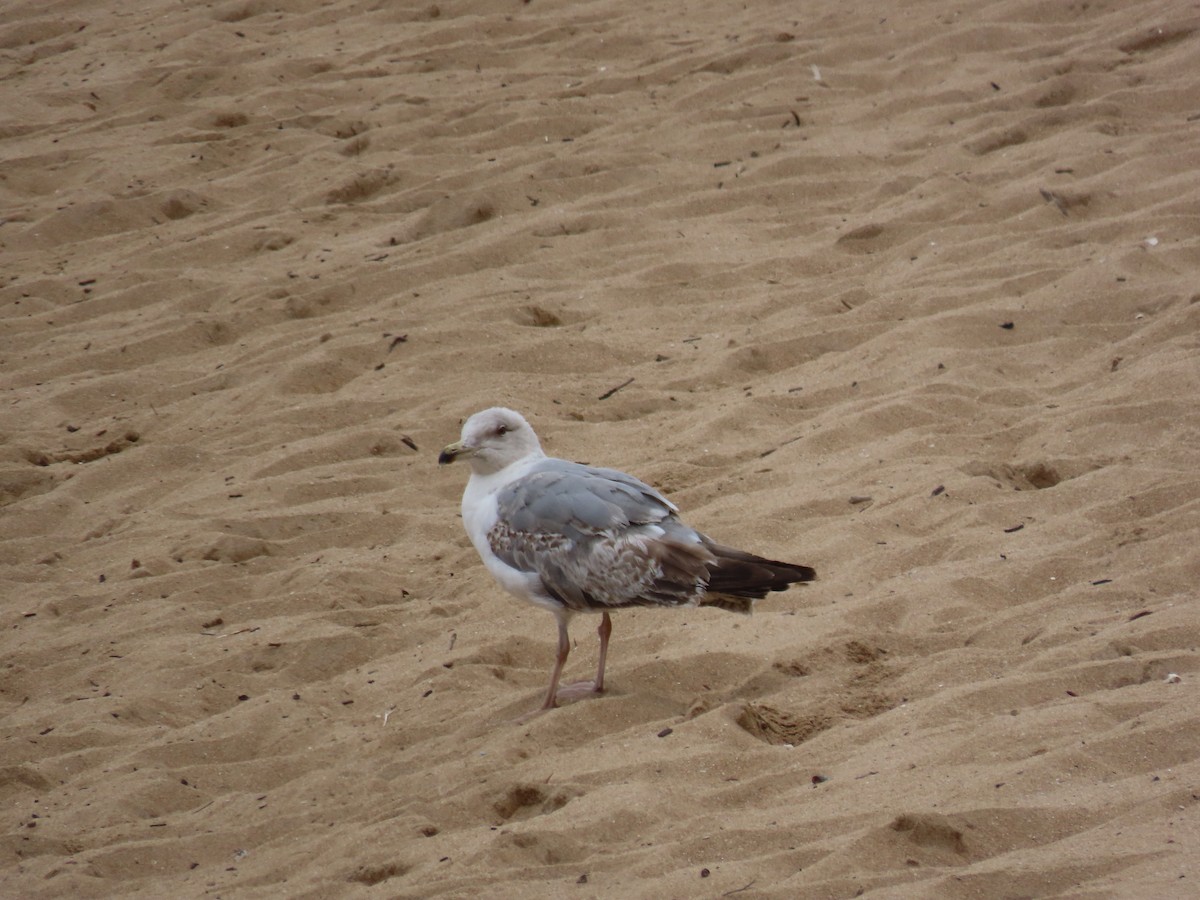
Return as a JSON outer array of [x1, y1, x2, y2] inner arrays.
[[699, 538, 816, 614]]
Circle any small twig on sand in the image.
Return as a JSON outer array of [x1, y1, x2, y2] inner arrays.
[[723, 881, 757, 897], [598, 377, 634, 401]]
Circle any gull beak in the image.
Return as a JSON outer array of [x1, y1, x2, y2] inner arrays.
[[438, 440, 473, 465]]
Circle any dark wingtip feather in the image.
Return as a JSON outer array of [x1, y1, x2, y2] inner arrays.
[[701, 538, 816, 601]]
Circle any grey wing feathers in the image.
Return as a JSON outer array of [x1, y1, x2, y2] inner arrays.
[[488, 461, 709, 612], [498, 460, 675, 537]]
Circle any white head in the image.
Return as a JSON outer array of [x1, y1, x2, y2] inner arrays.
[[438, 407, 544, 476]]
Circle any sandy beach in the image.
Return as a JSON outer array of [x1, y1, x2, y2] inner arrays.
[[2, 0, 1198, 896]]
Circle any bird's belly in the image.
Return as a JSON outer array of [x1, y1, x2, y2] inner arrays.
[[462, 486, 564, 615], [482, 552, 564, 614]]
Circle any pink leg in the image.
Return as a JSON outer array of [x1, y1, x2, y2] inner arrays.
[[518, 612, 610, 722], [539, 613, 572, 712], [553, 613, 611, 702], [594, 612, 612, 694]]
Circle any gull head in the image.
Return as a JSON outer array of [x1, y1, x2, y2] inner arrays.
[[438, 407, 544, 476]]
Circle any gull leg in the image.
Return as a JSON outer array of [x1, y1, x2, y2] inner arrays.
[[541, 613, 572, 711], [515, 611, 606, 722], [553, 611, 610, 703], [593, 612, 612, 694], [513, 614, 573, 724]]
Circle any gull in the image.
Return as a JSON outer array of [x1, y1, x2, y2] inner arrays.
[[438, 407, 816, 717]]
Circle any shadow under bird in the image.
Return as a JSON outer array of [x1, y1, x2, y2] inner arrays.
[[438, 407, 816, 719]]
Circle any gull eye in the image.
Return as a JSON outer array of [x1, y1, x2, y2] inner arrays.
[[495, 424, 509, 436]]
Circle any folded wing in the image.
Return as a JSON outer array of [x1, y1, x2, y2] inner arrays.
[[487, 460, 813, 614]]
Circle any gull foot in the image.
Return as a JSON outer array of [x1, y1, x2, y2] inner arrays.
[[555, 679, 604, 702], [509, 680, 605, 724]]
